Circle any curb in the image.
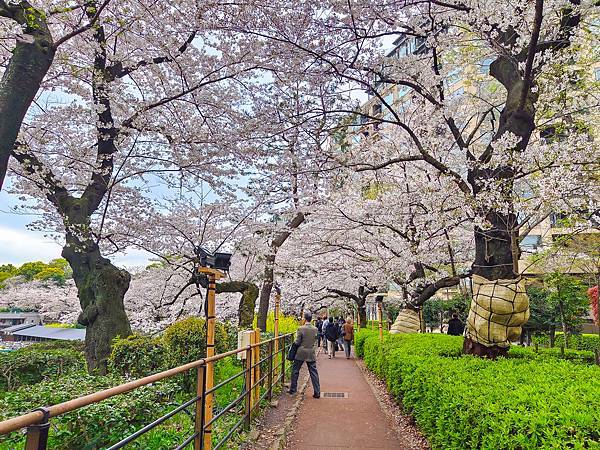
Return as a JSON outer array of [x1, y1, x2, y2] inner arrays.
[[269, 372, 310, 450]]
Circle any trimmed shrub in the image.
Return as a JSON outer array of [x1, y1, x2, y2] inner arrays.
[[109, 334, 167, 378], [0, 346, 85, 391], [357, 330, 600, 449], [162, 317, 230, 391], [532, 333, 599, 352], [0, 372, 181, 449], [163, 317, 230, 365]]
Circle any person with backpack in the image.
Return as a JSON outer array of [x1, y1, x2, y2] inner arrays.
[[325, 317, 341, 358]]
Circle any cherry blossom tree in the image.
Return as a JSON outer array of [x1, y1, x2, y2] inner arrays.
[[0, 0, 116, 190], [221, 0, 600, 356], [5, 0, 263, 372]]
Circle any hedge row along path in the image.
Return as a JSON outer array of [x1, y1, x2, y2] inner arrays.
[[285, 349, 421, 449]]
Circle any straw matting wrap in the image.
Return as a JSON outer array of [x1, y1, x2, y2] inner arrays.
[[390, 308, 421, 334], [466, 275, 530, 348]]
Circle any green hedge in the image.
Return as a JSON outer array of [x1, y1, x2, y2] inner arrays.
[[109, 334, 167, 378], [0, 345, 85, 391], [109, 318, 232, 385], [532, 333, 599, 352], [0, 373, 181, 449], [356, 331, 600, 449]]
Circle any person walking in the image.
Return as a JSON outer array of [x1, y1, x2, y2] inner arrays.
[[288, 312, 321, 398], [316, 316, 324, 349], [447, 313, 465, 336], [321, 316, 330, 353], [343, 317, 354, 358], [336, 317, 345, 351], [325, 316, 341, 358]]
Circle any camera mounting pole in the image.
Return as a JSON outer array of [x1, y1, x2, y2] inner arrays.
[[273, 284, 281, 375], [198, 266, 225, 450]]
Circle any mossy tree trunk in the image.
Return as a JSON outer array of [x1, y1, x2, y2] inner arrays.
[[63, 235, 131, 373], [0, 1, 55, 190], [216, 281, 259, 329]]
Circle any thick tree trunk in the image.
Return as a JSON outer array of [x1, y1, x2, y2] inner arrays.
[[0, 3, 55, 190], [257, 254, 275, 331], [358, 304, 367, 328], [63, 239, 131, 374], [216, 281, 259, 329]]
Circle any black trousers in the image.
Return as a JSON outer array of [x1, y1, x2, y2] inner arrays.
[[289, 360, 320, 396]]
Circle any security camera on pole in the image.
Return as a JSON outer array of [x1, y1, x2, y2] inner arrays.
[[195, 246, 231, 450]]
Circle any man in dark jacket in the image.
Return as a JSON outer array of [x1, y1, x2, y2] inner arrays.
[[316, 317, 324, 349], [325, 318, 341, 358], [289, 312, 320, 398], [447, 313, 465, 336]]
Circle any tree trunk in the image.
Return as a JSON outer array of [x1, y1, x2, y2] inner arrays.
[[358, 304, 367, 328], [549, 326, 556, 348], [0, 3, 54, 190], [257, 254, 275, 331], [216, 281, 258, 329], [63, 240, 131, 374]]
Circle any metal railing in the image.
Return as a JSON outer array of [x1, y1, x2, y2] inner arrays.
[[0, 332, 294, 450]]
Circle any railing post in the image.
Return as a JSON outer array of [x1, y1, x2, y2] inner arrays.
[[253, 329, 261, 407], [244, 346, 252, 429], [249, 331, 256, 414], [194, 365, 206, 450], [25, 408, 50, 450], [267, 340, 274, 402]]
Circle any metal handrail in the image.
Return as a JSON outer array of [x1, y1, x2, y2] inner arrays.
[[0, 332, 294, 439]]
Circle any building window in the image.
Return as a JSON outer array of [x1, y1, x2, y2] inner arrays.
[[372, 103, 382, 116], [449, 87, 465, 99], [550, 213, 569, 227], [414, 36, 426, 54], [480, 58, 494, 74], [521, 235, 542, 250], [397, 85, 410, 99], [446, 68, 461, 86]]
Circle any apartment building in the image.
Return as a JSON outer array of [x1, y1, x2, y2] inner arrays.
[[344, 31, 600, 280]]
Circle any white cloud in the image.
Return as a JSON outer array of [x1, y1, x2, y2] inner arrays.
[[0, 225, 62, 264], [0, 224, 151, 267]]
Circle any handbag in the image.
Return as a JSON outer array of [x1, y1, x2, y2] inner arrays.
[[287, 342, 299, 361]]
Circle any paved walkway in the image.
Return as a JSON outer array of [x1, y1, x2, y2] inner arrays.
[[285, 347, 401, 450]]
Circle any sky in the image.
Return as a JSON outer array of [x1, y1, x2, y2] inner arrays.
[[0, 189, 152, 268]]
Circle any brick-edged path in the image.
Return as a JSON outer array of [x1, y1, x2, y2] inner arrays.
[[285, 349, 402, 450]]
